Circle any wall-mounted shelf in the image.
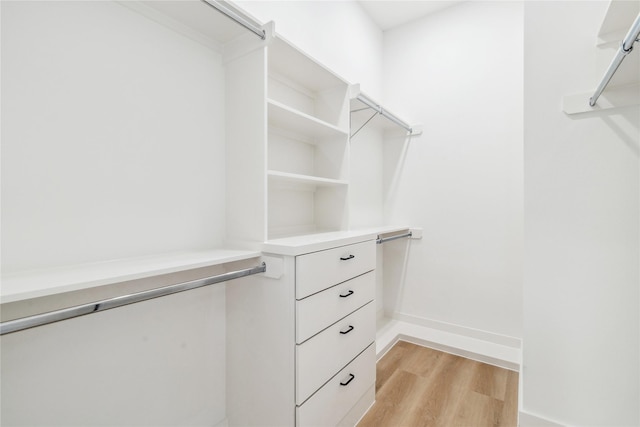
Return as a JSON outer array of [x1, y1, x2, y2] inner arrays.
[[350, 85, 422, 138], [563, 1, 639, 114], [1, 249, 261, 305], [121, 0, 264, 52]]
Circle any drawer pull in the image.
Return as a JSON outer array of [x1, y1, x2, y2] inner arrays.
[[340, 374, 355, 386], [340, 255, 355, 261], [339, 290, 354, 298], [339, 325, 354, 335]]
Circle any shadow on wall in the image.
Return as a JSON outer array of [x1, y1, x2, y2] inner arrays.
[[567, 105, 640, 157], [381, 231, 413, 319], [383, 132, 413, 221]]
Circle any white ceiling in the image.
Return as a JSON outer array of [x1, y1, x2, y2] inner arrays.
[[358, 1, 464, 31]]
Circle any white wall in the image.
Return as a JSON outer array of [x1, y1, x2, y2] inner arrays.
[[1, 2, 229, 425], [523, 1, 639, 425], [381, 1, 524, 340], [1, 1, 226, 273]]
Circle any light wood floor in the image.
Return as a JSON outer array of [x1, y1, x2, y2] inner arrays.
[[357, 341, 519, 427]]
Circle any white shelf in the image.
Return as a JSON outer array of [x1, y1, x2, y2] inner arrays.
[[268, 99, 348, 138], [268, 170, 348, 188], [120, 1, 253, 52], [268, 36, 348, 93], [263, 226, 412, 256], [349, 86, 421, 137], [563, 1, 639, 114], [1, 249, 262, 303], [597, 0, 640, 45]]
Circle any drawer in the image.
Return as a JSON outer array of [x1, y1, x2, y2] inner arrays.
[[296, 301, 375, 404], [296, 271, 375, 344], [296, 241, 376, 299], [296, 344, 376, 427]]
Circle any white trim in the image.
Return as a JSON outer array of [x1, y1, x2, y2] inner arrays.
[[518, 411, 565, 427], [376, 317, 521, 371], [390, 311, 522, 348]]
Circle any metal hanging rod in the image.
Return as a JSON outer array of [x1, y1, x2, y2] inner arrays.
[[589, 12, 640, 107], [0, 262, 267, 336], [376, 231, 412, 244], [201, 0, 266, 40], [352, 93, 413, 137]]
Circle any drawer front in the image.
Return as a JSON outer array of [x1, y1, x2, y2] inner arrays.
[[296, 302, 375, 404], [296, 344, 376, 427], [297, 271, 375, 344], [296, 241, 376, 299]]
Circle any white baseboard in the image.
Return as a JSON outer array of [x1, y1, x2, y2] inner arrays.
[[376, 316, 521, 371], [391, 311, 521, 348], [519, 411, 565, 427]]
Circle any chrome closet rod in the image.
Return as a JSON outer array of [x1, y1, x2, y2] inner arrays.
[[0, 262, 267, 336], [201, 0, 266, 40], [356, 94, 413, 133], [376, 231, 412, 244], [589, 12, 640, 107]]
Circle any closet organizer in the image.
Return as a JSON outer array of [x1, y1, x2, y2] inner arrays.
[[0, 1, 417, 426]]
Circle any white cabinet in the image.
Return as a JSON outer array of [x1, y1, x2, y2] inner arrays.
[[294, 239, 376, 426], [228, 234, 378, 426]]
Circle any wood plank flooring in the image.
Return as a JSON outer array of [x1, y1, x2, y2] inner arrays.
[[358, 341, 519, 427]]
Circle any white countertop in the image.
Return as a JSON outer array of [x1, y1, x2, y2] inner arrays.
[[263, 225, 412, 256]]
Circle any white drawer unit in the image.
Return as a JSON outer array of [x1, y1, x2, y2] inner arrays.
[[233, 236, 377, 426], [296, 301, 376, 404], [295, 241, 376, 299], [296, 271, 375, 344], [296, 344, 376, 427], [293, 239, 377, 425]]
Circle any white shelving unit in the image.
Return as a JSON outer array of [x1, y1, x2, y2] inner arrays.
[[226, 32, 351, 243], [266, 38, 350, 240]]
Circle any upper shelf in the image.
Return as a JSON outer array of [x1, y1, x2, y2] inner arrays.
[[268, 36, 349, 93], [562, 1, 639, 114], [120, 0, 265, 52], [1, 249, 262, 304], [597, 0, 640, 45], [349, 85, 422, 138]]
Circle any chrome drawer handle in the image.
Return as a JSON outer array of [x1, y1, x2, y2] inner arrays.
[[340, 255, 355, 261], [340, 325, 354, 335], [339, 290, 354, 298], [340, 374, 355, 386]]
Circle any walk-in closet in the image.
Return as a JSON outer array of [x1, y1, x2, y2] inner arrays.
[[1, 1, 638, 426]]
